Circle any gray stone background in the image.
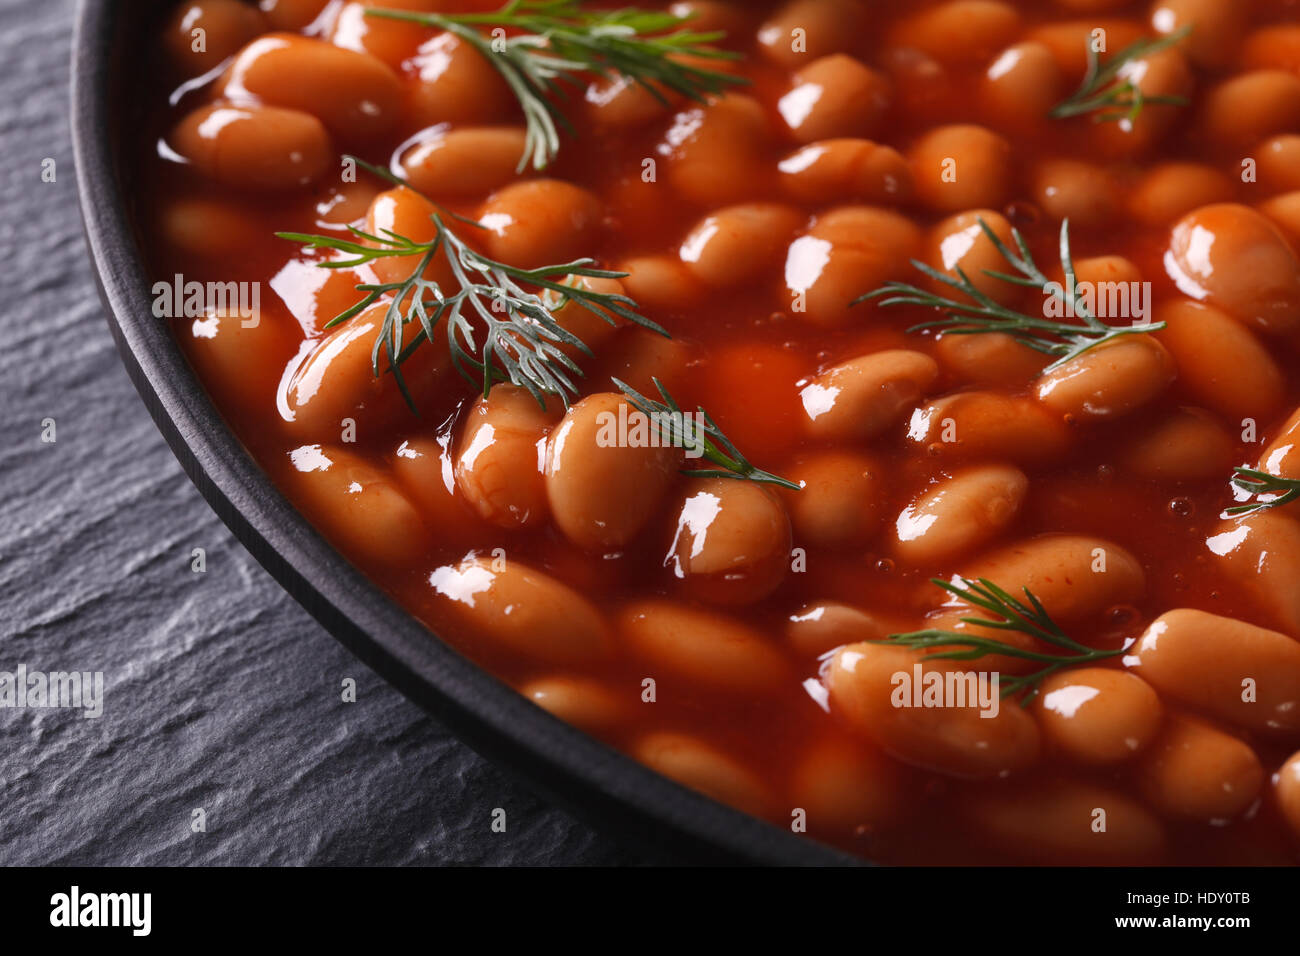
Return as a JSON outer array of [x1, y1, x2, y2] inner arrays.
[[0, 0, 638, 866]]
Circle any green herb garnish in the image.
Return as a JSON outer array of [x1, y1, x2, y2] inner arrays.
[[877, 577, 1126, 705], [277, 157, 664, 410], [1226, 467, 1300, 516], [1049, 26, 1192, 124], [614, 377, 799, 490], [856, 218, 1165, 372], [367, 0, 746, 170]]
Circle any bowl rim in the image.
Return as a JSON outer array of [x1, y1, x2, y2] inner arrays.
[[69, 0, 856, 866]]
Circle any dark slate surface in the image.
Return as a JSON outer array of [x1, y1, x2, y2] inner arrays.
[[0, 0, 641, 866]]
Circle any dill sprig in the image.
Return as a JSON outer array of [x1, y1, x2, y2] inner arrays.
[[1226, 467, 1300, 516], [855, 218, 1165, 372], [1049, 26, 1192, 124], [877, 577, 1126, 705], [367, 0, 747, 170], [277, 157, 664, 410], [613, 377, 799, 490]]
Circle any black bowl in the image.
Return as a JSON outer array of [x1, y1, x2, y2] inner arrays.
[[70, 0, 853, 866]]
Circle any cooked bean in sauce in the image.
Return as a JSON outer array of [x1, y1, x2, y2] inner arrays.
[[139, 0, 1300, 864]]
